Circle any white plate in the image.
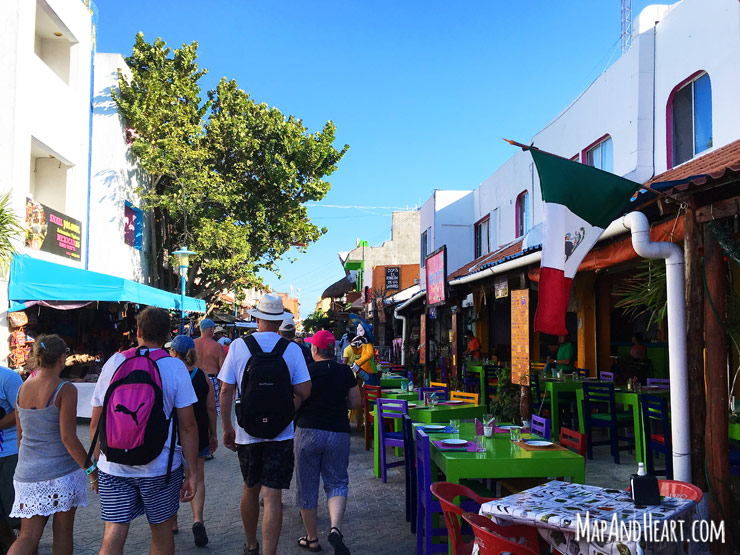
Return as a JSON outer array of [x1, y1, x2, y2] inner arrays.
[[407, 403, 417, 408], [497, 425, 519, 430], [423, 425, 445, 431], [445, 400, 464, 404], [525, 440, 553, 447], [441, 439, 467, 446]]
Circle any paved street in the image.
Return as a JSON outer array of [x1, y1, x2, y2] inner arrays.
[[36, 421, 416, 554]]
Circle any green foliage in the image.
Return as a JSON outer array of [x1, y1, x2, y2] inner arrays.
[[0, 194, 22, 273], [113, 33, 348, 303], [614, 261, 667, 329], [302, 309, 337, 335], [490, 368, 520, 423]]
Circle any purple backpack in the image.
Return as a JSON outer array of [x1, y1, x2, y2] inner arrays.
[[87, 348, 175, 478]]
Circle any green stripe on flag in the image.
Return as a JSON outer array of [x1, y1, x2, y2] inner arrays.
[[530, 149, 641, 229]]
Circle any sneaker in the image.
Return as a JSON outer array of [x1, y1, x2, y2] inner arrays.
[[192, 522, 208, 547], [243, 541, 259, 554]]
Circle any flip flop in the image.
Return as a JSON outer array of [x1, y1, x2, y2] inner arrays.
[[298, 536, 322, 552], [328, 527, 350, 555]]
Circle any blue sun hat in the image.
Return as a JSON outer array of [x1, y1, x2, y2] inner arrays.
[[349, 314, 374, 343], [169, 335, 195, 354]]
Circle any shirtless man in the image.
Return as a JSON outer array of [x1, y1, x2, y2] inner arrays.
[[195, 319, 225, 416]]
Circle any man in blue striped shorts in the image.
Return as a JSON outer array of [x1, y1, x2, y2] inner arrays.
[[91, 308, 200, 555]]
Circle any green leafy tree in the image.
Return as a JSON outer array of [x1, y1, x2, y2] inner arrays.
[[0, 194, 23, 272], [113, 34, 348, 303], [302, 309, 336, 335]]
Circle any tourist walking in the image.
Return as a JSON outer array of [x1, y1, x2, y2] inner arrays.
[[219, 293, 311, 555], [195, 318, 225, 415], [279, 318, 313, 365], [9, 335, 94, 555], [168, 335, 218, 547], [294, 330, 360, 554], [90, 307, 199, 555], [0, 365, 22, 552]]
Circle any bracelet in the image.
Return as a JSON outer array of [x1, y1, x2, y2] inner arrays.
[[85, 462, 97, 475]]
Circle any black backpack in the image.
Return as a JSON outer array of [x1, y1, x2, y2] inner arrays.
[[236, 336, 295, 439]]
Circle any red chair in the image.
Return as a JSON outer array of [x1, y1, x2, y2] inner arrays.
[[363, 385, 382, 451], [430, 482, 497, 555], [461, 513, 539, 555], [658, 480, 703, 502], [559, 427, 587, 457]]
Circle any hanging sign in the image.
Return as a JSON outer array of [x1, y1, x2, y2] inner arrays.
[[494, 276, 509, 299], [25, 198, 82, 261], [419, 315, 427, 365], [510, 289, 530, 386], [425, 246, 447, 306], [385, 266, 400, 290]]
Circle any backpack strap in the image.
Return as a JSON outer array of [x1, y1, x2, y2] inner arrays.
[[190, 368, 198, 380], [244, 335, 262, 355], [165, 409, 177, 484], [272, 337, 291, 357]]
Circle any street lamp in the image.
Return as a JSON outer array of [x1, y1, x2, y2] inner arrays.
[[173, 246, 196, 334]]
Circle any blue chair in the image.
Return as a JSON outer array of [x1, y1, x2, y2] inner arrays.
[[641, 394, 672, 479], [599, 371, 615, 382], [377, 399, 407, 483], [415, 429, 448, 554], [439, 357, 449, 385], [530, 373, 551, 415], [646, 378, 670, 389], [418, 387, 447, 401], [531, 414, 551, 440], [461, 362, 479, 393], [402, 415, 416, 533], [583, 382, 634, 464]]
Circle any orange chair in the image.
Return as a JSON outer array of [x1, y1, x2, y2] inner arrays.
[[559, 427, 587, 457], [430, 482, 497, 555], [430, 381, 447, 389], [450, 391, 480, 405], [461, 513, 539, 555], [363, 385, 382, 451]]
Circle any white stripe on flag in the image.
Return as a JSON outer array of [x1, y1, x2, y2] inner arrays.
[[541, 203, 604, 279]]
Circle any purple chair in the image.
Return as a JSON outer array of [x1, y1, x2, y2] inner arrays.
[[402, 415, 416, 532], [531, 414, 551, 440], [415, 429, 448, 554], [646, 378, 670, 389], [599, 371, 615, 382], [418, 387, 448, 401], [377, 399, 408, 483]]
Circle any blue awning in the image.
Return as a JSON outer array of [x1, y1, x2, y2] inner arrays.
[[8, 255, 206, 313]]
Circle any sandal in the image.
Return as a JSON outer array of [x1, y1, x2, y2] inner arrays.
[[298, 536, 322, 552], [243, 541, 259, 555], [328, 528, 350, 555]]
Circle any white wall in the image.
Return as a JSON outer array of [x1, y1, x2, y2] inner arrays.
[[88, 53, 150, 284]]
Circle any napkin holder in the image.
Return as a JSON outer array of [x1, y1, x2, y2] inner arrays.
[[630, 473, 660, 505]]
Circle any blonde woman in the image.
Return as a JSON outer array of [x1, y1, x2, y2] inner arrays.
[[10, 335, 96, 555]]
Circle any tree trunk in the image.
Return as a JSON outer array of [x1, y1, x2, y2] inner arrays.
[[683, 209, 707, 490], [703, 227, 732, 554]]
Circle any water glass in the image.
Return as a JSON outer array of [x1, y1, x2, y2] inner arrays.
[[483, 413, 495, 426], [449, 419, 460, 434], [475, 434, 487, 452], [483, 425, 493, 438], [509, 426, 522, 443]]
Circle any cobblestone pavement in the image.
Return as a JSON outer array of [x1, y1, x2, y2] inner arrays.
[[35, 421, 416, 554]]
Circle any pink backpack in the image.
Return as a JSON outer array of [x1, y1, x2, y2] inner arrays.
[[87, 348, 176, 479]]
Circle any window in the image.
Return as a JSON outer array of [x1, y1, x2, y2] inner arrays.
[[474, 216, 490, 259], [515, 191, 529, 238], [669, 72, 712, 168], [34, 1, 73, 85], [490, 207, 498, 251], [124, 202, 143, 250], [421, 228, 429, 268], [584, 136, 613, 173]]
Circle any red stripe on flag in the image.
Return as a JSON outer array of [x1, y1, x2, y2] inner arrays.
[[534, 267, 572, 336]]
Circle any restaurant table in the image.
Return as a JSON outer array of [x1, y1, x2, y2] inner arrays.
[[540, 378, 602, 438], [575, 386, 671, 465], [478, 480, 697, 555], [729, 420, 740, 441], [381, 389, 419, 402], [372, 403, 486, 478], [379, 374, 406, 388], [72, 382, 96, 418]]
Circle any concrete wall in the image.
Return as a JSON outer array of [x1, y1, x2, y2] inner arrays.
[[88, 53, 150, 283]]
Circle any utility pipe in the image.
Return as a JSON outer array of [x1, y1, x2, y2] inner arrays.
[[622, 211, 690, 482], [393, 306, 407, 366]]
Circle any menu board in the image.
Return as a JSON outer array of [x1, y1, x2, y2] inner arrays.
[[385, 266, 400, 290], [25, 198, 82, 261], [425, 247, 447, 306], [510, 289, 530, 386]]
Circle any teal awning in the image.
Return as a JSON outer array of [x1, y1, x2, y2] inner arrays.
[[8, 255, 206, 313]]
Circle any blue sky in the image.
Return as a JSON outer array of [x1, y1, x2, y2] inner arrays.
[[94, 0, 658, 317]]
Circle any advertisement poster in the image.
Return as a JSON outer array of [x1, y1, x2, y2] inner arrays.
[[510, 289, 530, 386], [425, 246, 447, 306], [494, 276, 509, 299], [419, 315, 426, 365], [385, 266, 400, 290], [25, 198, 82, 261]]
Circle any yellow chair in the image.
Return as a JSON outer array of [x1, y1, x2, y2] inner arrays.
[[430, 381, 447, 389], [450, 391, 480, 405], [530, 361, 546, 372]]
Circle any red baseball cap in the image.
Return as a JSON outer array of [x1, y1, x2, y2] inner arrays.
[[306, 330, 335, 350]]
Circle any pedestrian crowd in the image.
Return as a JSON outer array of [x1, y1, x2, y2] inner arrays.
[[0, 293, 360, 555]]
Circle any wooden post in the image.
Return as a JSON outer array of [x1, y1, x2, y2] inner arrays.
[[703, 227, 731, 553], [684, 209, 707, 490]]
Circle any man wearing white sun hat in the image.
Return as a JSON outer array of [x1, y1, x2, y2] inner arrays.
[[219, 293, 311, 555]]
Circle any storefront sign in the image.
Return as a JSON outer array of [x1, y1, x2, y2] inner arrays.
[[385, 266, 400, 290], [494, 276, 509, 299], [25, 198, 82, 261], [420, 315, 426, 365], [510, 289, 530, 386], [425, 246, 447, 306]]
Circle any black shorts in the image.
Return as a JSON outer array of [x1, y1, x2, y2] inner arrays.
[[237, 440, 294, 490]]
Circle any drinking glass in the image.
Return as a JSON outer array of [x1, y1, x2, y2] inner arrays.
[[449, 419, 460, 433], [510, 426, 522, 442], [483, 413, 495, 426], [483, 425, 493, 438], [475, 434, 487, 452]]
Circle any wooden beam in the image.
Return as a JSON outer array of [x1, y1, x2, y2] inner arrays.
[[703, 226, 732, 553], [684, 209, 707, 490], [695, 197, 740, 223]]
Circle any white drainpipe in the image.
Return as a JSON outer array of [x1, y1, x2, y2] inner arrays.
[[622, 211, 690, 482], [393, 307, 407, 366]]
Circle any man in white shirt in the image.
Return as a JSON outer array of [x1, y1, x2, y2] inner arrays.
[[91, 307, 199, 555], [219, 294, 311, 555]]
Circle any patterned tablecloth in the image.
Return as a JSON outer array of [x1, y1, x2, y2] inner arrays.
[[479, 481, 698, 555]]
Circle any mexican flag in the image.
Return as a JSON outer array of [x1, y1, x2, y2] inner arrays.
[[528, 148, 641, 336]]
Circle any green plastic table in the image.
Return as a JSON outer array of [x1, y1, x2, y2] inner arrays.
[[382, 389, 419, 402], [372, 403, 486, 478], [729, 421, 740, 441], [575, 386, 671, 464], [541, 378, 607, 438], [380, 374, 406, 388]]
